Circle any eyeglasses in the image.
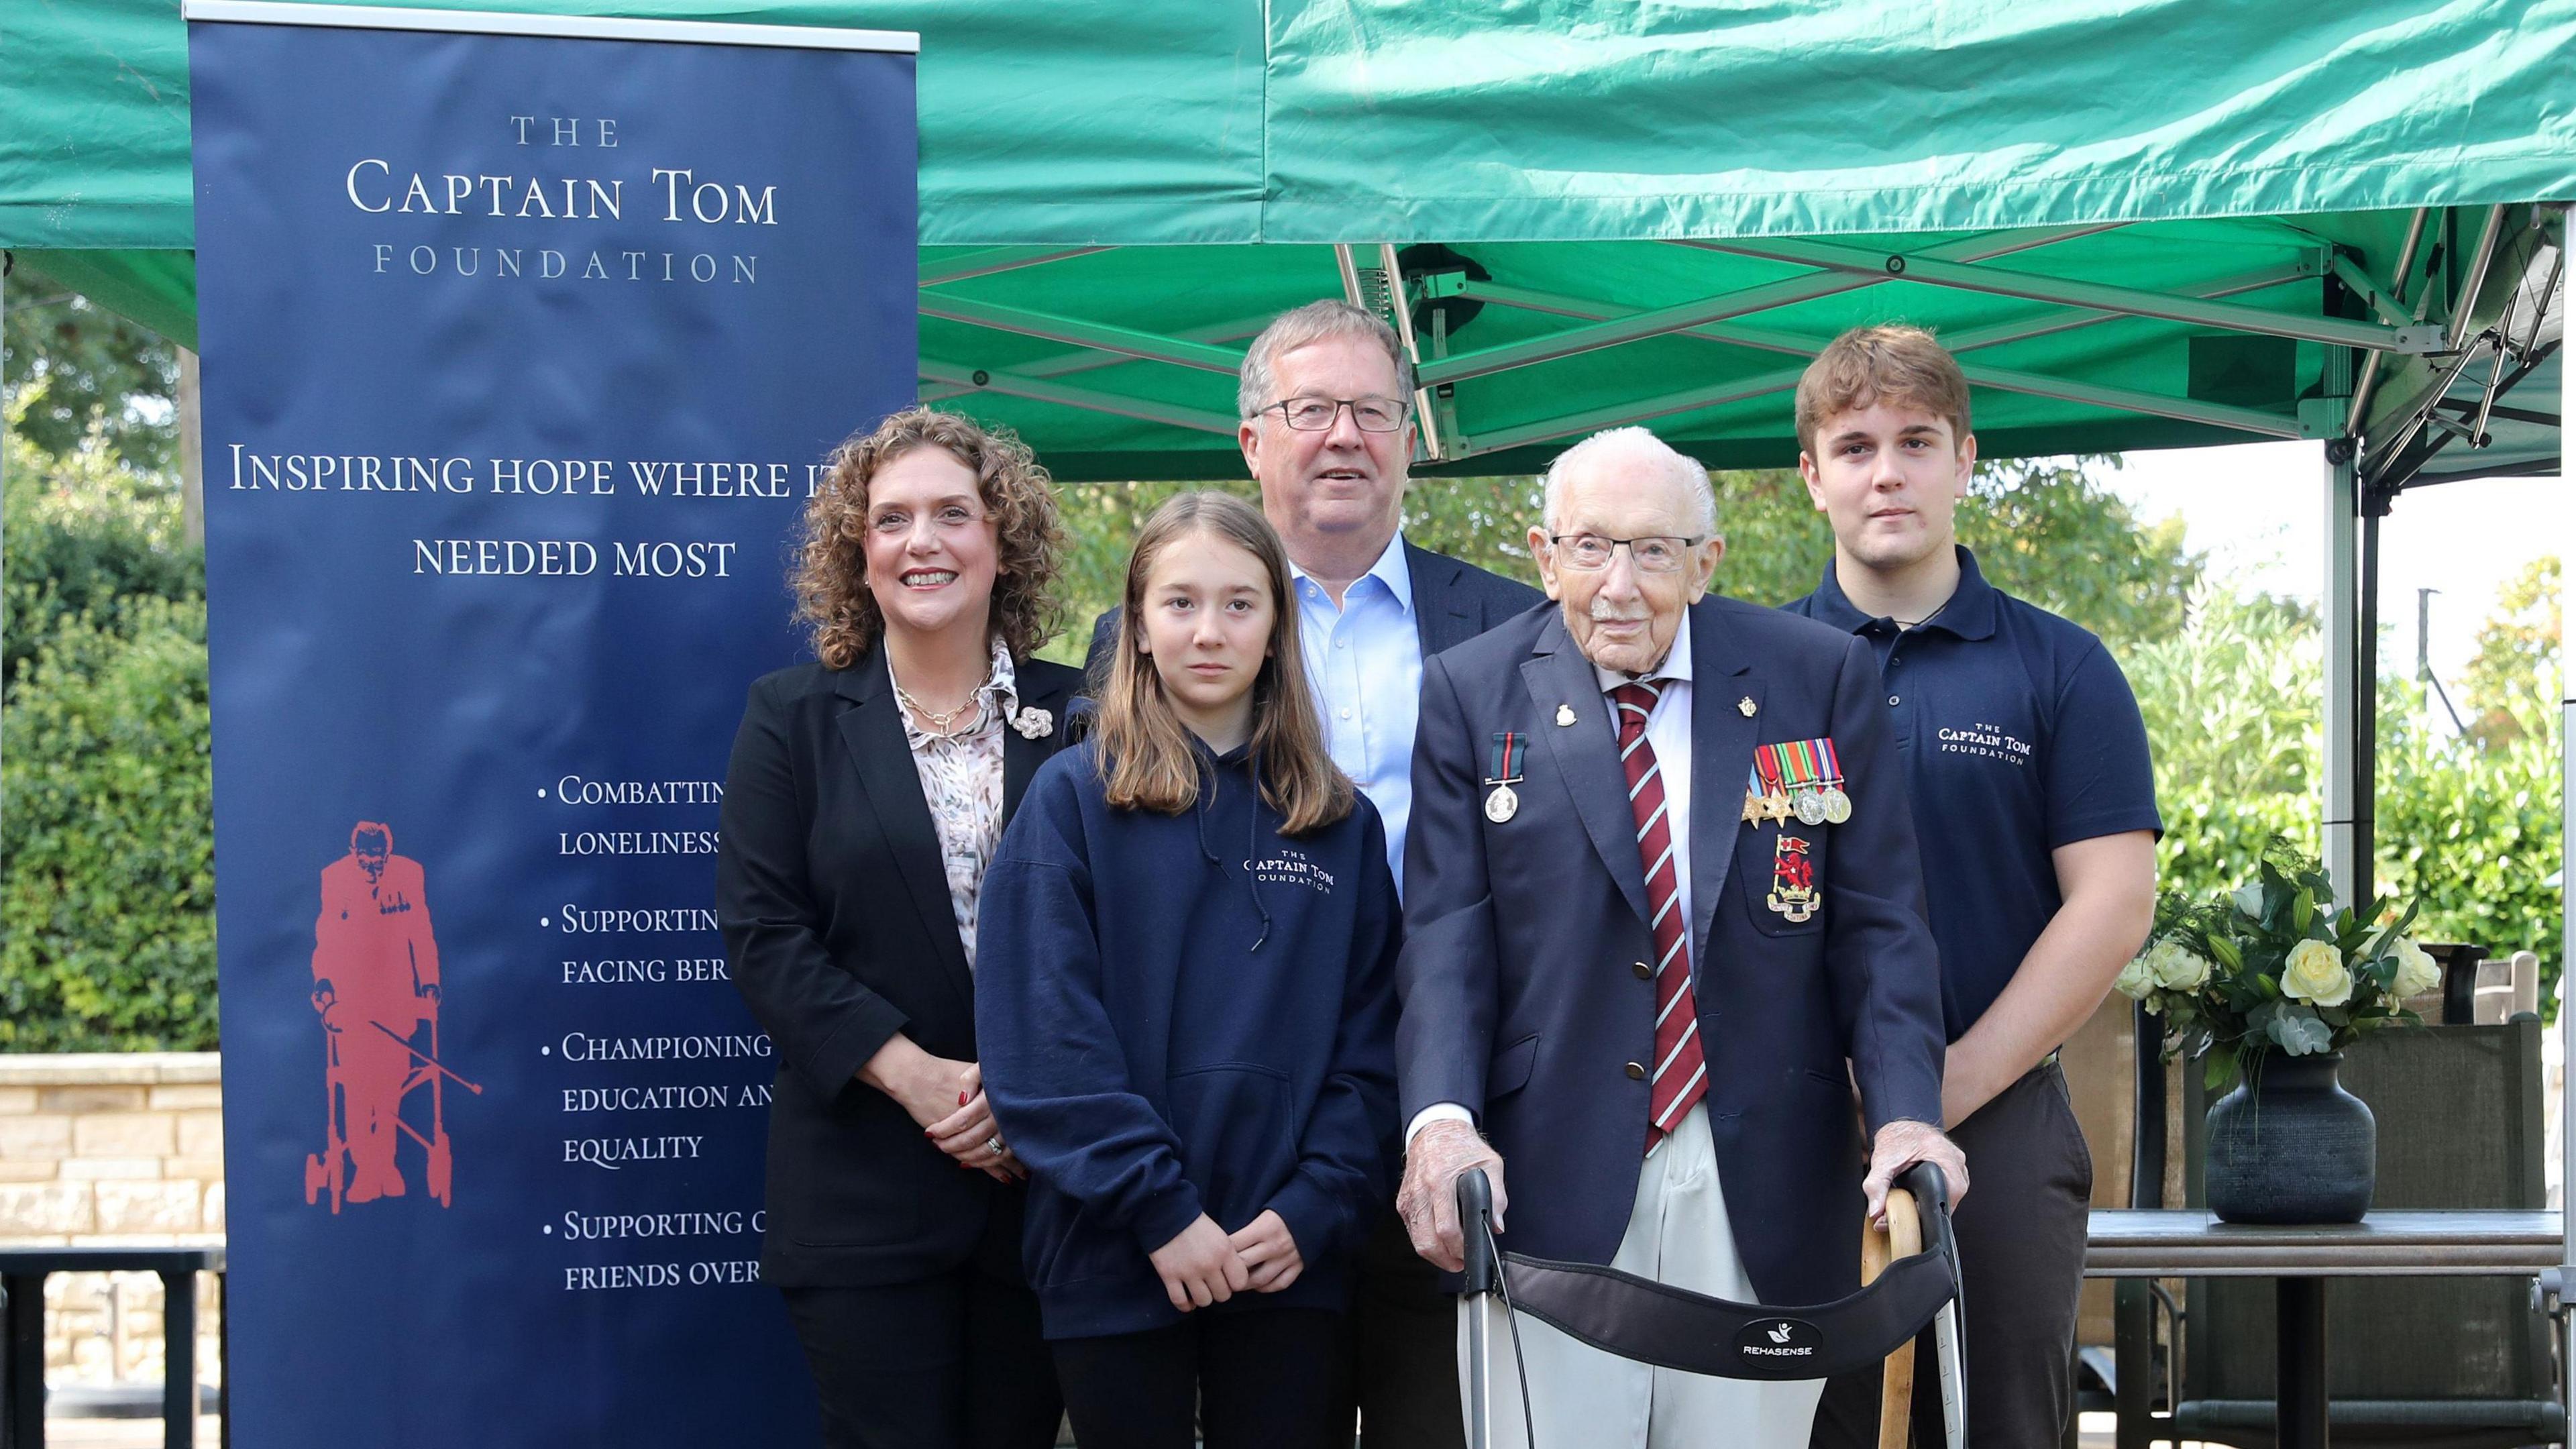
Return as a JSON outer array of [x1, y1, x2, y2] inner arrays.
[[1546, 534, 1705, 574], [1260, 395, 1411, 433]]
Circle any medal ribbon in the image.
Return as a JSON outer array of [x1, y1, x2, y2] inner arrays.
[[1756, 739, 1844, 790], [1487, 731, 1523, 784]]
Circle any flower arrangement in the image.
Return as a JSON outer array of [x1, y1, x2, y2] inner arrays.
[[2118, 846, 2436, 1089]]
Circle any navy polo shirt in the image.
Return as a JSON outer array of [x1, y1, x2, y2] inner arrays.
[[1783, 546, 2161, 1042]]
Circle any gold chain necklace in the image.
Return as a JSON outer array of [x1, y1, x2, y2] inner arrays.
[[892, 678, 983, 740]]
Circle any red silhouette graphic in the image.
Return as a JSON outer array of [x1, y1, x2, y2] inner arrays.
[[305, 822, 479, 1212]]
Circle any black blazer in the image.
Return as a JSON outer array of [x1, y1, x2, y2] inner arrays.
[[716, 645, 1085, 1288], [1083, 539, 1542, 684]]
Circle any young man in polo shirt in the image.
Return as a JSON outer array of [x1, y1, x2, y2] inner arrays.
[[1785, 325, 2161, 1449]]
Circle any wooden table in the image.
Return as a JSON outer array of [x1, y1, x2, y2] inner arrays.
[[2084, 1210, 2562, 1449]]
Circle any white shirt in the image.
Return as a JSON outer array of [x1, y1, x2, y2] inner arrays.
[[1409, 621, 1698, 1144], [1291, 530, 1421, 894]]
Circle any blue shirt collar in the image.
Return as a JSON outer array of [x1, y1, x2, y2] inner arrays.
[[1809, 544, 1999, 641], [1292, 529, 1413, 616]]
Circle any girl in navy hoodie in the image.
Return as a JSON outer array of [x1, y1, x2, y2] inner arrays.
[[977, 491, 1401, 1449]]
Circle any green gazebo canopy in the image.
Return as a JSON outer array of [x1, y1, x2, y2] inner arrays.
[[3, 0, 2569, 479]]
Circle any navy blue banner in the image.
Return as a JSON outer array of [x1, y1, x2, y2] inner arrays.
[[189, 9, 914, 1442]]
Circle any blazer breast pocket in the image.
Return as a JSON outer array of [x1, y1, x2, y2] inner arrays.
[[1735, 824, 1828, 938]]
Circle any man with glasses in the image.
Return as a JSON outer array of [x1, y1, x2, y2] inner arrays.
[[1087, 299, 1539, 1448], [1395, 427, 1962, 1448]]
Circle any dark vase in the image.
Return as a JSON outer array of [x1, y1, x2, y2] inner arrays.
[[2204, 1051, 2376, 1224]]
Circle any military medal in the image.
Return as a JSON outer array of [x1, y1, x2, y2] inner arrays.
[[1743, 767, 1798, 828], [1767, 835, 1820, 922], [1483, 731, 1526, 823], [1755, 739, 1848, 830]]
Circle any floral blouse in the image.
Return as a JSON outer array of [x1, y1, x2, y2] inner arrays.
[[892, 639, 1016, 969]]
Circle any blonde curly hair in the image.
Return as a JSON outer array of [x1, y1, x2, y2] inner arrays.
[[793, 407, 1067, 669]]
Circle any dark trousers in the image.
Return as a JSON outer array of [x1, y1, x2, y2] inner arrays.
[[780, 1236, 1063, 1449], [1345, 1206, 1465, 1448], [1809, 1061, 2093, 1449], [1054, 1307, 1348, 1449]]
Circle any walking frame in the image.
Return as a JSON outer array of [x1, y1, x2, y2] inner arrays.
[[303, 1012, 482, 1213], [1456, 1163, 1967, 1449]]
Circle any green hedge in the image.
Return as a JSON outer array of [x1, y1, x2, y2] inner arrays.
[[0, 595, 217, 1049], [2131, 585, 2563, 1011], [1, 413, 217, 1051]]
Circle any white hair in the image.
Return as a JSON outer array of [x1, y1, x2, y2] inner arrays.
[[1540, 427, 1718, 536], [1238, 300, 1415, 420]]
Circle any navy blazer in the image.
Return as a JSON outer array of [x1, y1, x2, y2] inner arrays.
[[1397, 596, 1944, 1307], [1083, 538, 1541, 684], [716, 646, 1085, 1288]]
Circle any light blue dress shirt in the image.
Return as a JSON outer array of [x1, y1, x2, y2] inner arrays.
[[1291, 531, 1421, 894]]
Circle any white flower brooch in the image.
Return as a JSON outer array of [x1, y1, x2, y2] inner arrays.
[[1012, 707, 1054, 740]]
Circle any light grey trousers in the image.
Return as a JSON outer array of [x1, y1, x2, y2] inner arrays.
[[1458, 1104, 1825, 1449]]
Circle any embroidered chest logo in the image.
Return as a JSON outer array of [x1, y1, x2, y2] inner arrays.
[[1244, 847, 1337, 894], [1935, 719, 2033, 766]]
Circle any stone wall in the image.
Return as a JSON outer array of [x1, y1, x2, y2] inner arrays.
[[0, 1054, 224, 1391]]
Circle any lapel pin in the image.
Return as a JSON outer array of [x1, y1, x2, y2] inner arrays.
[[1555, 704, 1577, 727], [1738, 696, 1758, 717]]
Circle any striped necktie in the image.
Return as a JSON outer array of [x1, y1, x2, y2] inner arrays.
[[1611, 680, 1706, 1152]]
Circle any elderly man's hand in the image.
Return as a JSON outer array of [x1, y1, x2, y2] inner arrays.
[[1862, 1118, 1968, 1228], [1397, 1120, 1507, 1272]]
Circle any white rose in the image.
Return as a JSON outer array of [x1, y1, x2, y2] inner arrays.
[[2389, 936, 2441, 999], [2282, 938, 2353, 1008], [2145, 938, 2212, 993], [2113, 954, 2159, 1002]]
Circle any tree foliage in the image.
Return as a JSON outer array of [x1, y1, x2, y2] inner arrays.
[[0, 409, 215, 1051], [1038, 454, 2200, 661], [3, 398, 202, 697], [2461, 556, 2559, 748], [2, 263, 180, 472], [2129, 583, 2563, 1011]]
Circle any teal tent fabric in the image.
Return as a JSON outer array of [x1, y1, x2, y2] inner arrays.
[[3, 0, 2569, 474]]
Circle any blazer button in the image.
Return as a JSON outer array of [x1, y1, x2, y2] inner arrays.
[[1625, 1061, 1646, 1080], [1632, 961, 1653, 979]]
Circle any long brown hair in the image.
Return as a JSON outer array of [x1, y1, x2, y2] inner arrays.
[[792, 407, 1067, 669], [1093, 492, 1354, 836]]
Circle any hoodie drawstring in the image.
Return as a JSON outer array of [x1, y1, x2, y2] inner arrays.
[[1190, 753, 1273, 953]]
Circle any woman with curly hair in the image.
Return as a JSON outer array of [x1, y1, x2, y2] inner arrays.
[[717, 407, 1080, 1448]]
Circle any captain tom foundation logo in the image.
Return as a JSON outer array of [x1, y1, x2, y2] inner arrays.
[[305, 821, 480, 1212]]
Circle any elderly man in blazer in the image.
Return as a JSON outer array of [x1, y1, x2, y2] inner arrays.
[[1088, 299, 1538, 1449], [1395, 426, 1966, 1449]]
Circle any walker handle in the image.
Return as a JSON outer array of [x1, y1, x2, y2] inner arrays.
[[1457, 1167, 1499, 1295]]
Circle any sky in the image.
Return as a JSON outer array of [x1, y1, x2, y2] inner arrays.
[[2080, 440, 2567, 731]]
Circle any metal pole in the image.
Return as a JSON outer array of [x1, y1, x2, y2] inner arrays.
[[2346, 208, 2431, 440], [178, 350, 203, 549], [2323, 443, 2360, 909], [2554, 231, 2574, 1448], [2445, 205, 2510, 352], [2356, 493, 2380, 909], [1, 251, 10, 843]]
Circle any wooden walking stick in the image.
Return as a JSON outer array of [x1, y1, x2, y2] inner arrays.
[[1862, 1185, 1925, 1449]]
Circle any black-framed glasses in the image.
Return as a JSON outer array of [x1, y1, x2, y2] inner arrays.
[[1546, 533, 1705, 574], [1260, 395, 1411, 433]]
